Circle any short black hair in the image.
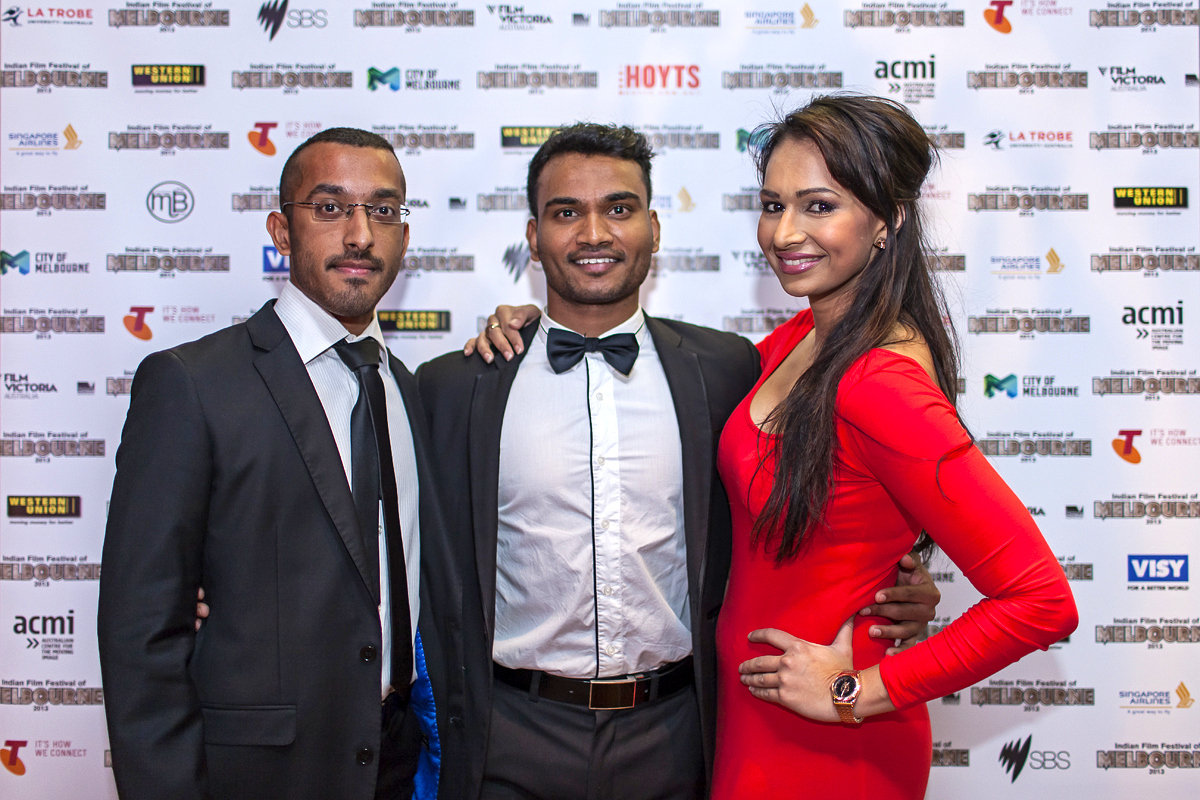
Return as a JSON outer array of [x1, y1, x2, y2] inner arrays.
[[526, 123, 654, 217], [279, 127, 402, 210]]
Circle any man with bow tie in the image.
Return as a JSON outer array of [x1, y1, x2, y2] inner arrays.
[[416, 124, 937, 799]]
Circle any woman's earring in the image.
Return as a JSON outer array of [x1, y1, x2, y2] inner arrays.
[[874, 238, 886, 250]]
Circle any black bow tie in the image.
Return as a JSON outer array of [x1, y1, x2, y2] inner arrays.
[[545, 327, 639, 376]]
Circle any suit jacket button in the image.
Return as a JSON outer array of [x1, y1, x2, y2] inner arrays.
[[356, 747, 374, 765], [360, 645, 377, 662]]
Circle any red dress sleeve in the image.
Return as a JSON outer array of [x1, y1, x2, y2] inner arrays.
[[836, 352, 1079, 709]]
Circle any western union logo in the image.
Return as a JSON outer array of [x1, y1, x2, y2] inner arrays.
[[377, 310, 451, 332], [501, 126, 558, 148], [7, 495, 81, 518], [131, 64, 205, 86], [1113, 187, 1188, 208]]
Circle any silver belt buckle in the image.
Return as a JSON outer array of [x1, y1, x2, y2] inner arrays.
[[588, 676, 639, 710]]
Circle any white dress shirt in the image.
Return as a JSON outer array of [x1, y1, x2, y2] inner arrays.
[[274, 282, 421, 689], [493, 308, 690, 678]]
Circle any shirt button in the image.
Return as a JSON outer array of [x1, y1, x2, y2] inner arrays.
[[596, 455, 606, 466], [596, 392, 605, 401], [360, 645, 377, 662], [356, 747, 374, 765], [604, 644, 618, 656], [602, 585, 615, 596], [600, 520, 610, 530]]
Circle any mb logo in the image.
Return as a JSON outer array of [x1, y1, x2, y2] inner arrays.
[[983, 373, 1017, 398], [147, 181, 194, 223]]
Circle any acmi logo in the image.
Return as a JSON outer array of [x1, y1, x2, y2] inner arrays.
[[1128, 555, 1188, 582], [984, 373, 1018, 398], [368, 67, 401, 91], [874, 55, 935, 80], [1122, 301, 1183, 326], [1112, 429, 1142, 463]]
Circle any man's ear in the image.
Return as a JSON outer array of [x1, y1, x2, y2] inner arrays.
[[649, 209, 661, 254], [525, 216, 540, 262], [266, 210, 291, 256]]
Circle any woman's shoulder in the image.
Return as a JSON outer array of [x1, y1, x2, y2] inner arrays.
[[755, 308, 814, 363]]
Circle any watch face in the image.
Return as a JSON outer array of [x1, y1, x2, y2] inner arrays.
[[833, 674, 857, 700]]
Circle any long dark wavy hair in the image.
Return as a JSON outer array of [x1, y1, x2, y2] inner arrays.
[[750, 94, 960, 562]]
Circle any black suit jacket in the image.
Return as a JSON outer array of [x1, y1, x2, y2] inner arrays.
[[416, 316, 760, 796], [98, 301, 466, 800]]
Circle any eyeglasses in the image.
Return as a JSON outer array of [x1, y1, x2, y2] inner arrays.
[[282, 200, 410, 224]]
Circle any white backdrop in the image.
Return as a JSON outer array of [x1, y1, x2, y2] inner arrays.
[[1, 2, 1198, 797]]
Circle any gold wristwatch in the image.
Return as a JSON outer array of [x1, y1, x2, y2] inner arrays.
[[831, 670, 863, 724]]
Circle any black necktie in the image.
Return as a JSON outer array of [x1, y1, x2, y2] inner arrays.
[[545, 328, 639, 376], [333, 338, 414, 686]]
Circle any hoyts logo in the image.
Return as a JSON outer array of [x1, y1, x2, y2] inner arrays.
[[619, 65, 700, 90], [1128, 555, 1188, 582]]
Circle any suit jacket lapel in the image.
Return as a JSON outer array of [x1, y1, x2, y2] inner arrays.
[[468, 324, 537, 641], [246, 302, 377, 599], [646, 316, 713, 601]]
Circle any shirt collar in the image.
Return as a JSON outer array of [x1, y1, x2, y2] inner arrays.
[[538, 307, 648, 346], [275, 281, 387, 366]]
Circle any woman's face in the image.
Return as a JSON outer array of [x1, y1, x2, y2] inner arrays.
[[757, 137, 888, 315]]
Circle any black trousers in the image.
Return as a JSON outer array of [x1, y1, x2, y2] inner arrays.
[[376, 692, 421, 800], [481, 679, 705, 800]]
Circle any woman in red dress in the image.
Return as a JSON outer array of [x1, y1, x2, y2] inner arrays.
[[711, 95, 1078, 798]]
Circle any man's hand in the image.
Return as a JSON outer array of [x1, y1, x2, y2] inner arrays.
[[860, 553, 939, 654], [462, 304, 541, 363], [194, 587, 209, 632]]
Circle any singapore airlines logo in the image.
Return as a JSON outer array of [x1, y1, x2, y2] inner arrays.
[[1178, 683, 1194, 709], [1045, 248, 1064, 273], [800, 4, 818, 28], [62, 125, 82, 150]]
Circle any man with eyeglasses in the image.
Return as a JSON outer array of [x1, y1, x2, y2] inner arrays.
[[99, 128, 466, 800]]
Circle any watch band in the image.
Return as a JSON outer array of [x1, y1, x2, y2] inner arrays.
[[831, 670, 863, 724]]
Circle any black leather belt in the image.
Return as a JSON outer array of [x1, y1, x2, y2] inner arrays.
[[493, 656, 693, 710]]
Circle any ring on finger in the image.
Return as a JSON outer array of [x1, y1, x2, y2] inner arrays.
[[488, 322, 501, 330]]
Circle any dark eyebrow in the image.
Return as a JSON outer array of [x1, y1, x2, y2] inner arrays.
[[305, 184, 403, 201], [542, 190, 643, 212], [759, 187, 838, 199]]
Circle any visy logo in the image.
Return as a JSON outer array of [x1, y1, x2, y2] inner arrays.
[[1128, 555, 1188, 582]]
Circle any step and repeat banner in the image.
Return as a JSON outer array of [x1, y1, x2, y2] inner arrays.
[[2, 2, 1198, 797]]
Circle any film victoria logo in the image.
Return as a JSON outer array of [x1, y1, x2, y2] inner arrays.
[[131, 64, 205, 91], [1127, 555, 1188, 590], [232, 63, 351, 92], [109, 247, 230, 276], [967, 62, 1088, 92], [730, 249, 770, 275], [0, 308, 104, 338], [1114, 187, 1188, 215], [618, 64, 701, 94], [597, 5, 719, 28], [844, 4, 964, 29], [373, 125, 474, 154], [722, 63, 843, 92], [3, 371, 60, 401], [997, 736, 1071, 783], [110, 125, 227, 152], [109, 5, 230, 28], [1, 6, 93, 26], [1119, 682, 1195, 715], [7, 125, 82, 157], [976, 431, 1091, 461], [874, 54, 936, 104], [147, 181, 194, 223], [7, 496, 81, 520], [2, 249, 89, 276], [1092, 246, 1198, 274], [968, 185, 1087, 213], [744, 5, 819, 33], [377, 310, 451, 337], [353, 5, 475, 28], [0, 61, 107, 91], [486, 4, 553, 30], [13, 608, 77, 661], [478, 63, 598, 92], [1097, 65, 1168, 91], [986, 248, 1066, 278], [0, 184, 105, 215], [257, 1, 327, 40], [967, 307, 1090, 338], [1123, 300, 1184, 350]]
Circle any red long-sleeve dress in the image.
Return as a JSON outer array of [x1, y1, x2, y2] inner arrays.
[[712, 310, 1077, 798]]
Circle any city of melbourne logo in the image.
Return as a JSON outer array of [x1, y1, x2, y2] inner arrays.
[[1127, 555, 1188, 586], [367, 67, 400, 91]]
